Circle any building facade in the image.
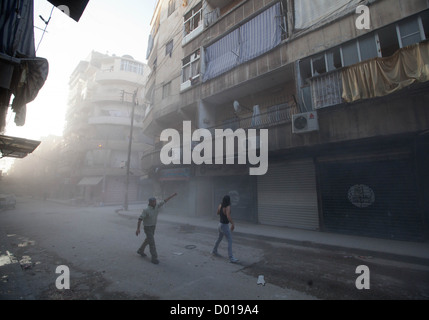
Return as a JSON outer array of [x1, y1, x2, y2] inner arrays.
[[142, 0, 429, 241], [57, 51, 151, 205]]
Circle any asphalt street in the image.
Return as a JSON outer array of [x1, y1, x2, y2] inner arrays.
[[1, 197, 429, 301], [0, 197, 314, 300]]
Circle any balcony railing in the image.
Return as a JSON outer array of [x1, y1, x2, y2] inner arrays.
[[310, 70, 344, 109], [208, 102, 298, 134], [95, 69, 146, 85], [140, 102, 298, 169], [88, 116, 143, 127]]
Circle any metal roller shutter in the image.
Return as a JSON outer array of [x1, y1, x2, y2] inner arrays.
[[257, 159, 319, 230], [214, 175, 257, 223], [105, 176, 138, 204], [319, 157, 424, 241]]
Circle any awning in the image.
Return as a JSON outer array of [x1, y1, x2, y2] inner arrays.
[[78, 176, 103, 186], [0, 135, 41, 159], [47, 0, 89, 22], [159, 168, 191, 182]]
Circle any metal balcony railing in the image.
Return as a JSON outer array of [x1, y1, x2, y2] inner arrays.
[[208, 102, 298, 134], [310, 70, 344, 109]]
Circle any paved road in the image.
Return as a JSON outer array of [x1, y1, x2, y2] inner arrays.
[[1, 197, 429, 301], [0, 197, 314, 300]]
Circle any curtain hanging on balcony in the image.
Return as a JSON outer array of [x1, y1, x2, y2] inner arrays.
[[294, 0, 361, 30], [203, 28, 240, 82], [203, 3, 282, 82], [239, 3, 282, 64], [342, 41, 429, 103]]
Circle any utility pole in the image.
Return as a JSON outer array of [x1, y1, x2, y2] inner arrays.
[[123, 90, 137, 211]]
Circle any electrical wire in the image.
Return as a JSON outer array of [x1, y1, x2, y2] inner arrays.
[[36, 5, 55, 53]]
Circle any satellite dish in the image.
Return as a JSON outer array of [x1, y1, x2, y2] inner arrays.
[[233, 101, 241, 113]]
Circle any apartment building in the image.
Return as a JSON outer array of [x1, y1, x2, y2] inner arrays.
[[58, 51, 150, 205], [142, 0, 429, 241]]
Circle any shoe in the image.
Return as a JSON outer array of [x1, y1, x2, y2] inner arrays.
[[137, 250, 147, 257], [212, 251, 220, 257], [151, 258, 159, 265], [230, 257, 239, 263]]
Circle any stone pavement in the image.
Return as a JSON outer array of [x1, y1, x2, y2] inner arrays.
[[118, 203, 429, 264]]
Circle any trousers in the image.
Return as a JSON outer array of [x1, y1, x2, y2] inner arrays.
[[213, 223, 233, 258], [139, 225, 157, 259]]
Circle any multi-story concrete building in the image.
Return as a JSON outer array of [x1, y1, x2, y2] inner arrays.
[[58, 51, 150, 205], [142, 0, 429, 241]]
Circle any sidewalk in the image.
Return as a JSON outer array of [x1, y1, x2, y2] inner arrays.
[[117, 204, 429, 264]]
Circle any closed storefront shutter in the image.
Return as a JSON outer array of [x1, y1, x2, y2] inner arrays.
[[214, 175, 257, 223], [104, 176, 138, 204], [257, 159, 319, 230], [319, 156, 424, 241]]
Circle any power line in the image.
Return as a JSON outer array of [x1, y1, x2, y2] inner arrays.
[[36, 5, 55, 53]]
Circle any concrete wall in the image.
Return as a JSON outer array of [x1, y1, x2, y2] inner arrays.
[[267, 88, 429, 152]]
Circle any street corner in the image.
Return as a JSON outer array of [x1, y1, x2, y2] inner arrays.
[[115, 207, 141, 219]]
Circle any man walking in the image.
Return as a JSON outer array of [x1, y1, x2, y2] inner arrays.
[[136, 193, 177, 264]]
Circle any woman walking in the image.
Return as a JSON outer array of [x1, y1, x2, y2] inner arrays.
[[212, 195, 239, 263]]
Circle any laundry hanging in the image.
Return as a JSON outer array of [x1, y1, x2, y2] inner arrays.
[[342, 41, 429, 102]]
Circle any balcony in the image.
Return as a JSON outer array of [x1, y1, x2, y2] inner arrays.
[[95, 70, 146, 86], [306, 40, 429, 110], [208, 103, 297, 134], [140, 103, 298, 170], [90, 90, 123, 103], [310, 71, 344, 109], [88, 116, 143, 127], [83, 139, 147, 152], [205, 0, 231, 8], [80, 167, 125, 177]]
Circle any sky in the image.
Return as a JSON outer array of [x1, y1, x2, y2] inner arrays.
[[1, 0, 158, 172]]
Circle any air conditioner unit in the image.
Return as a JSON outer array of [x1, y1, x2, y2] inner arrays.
[[292, 111, 319, 134]]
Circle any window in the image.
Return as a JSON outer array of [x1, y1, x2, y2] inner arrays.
[[184, 2, 202, 36], [342, 41, 360, 67], [280, 0, 288, 40], [299, 59, 312, 81], [162, 82, 171, 99], [166, 40, 174, 57], [358, 34, 379, 62], [397, 17, 424, 47], [312, 55, 326, 75], [120, 60, 144, 75], [146, 33, 154, 59], [422, 11, 429, 40], [168, 0, 176, 17], [378, 25, 400, 57], [326, 48, 342, 72], [181, 49, 200, 84]]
